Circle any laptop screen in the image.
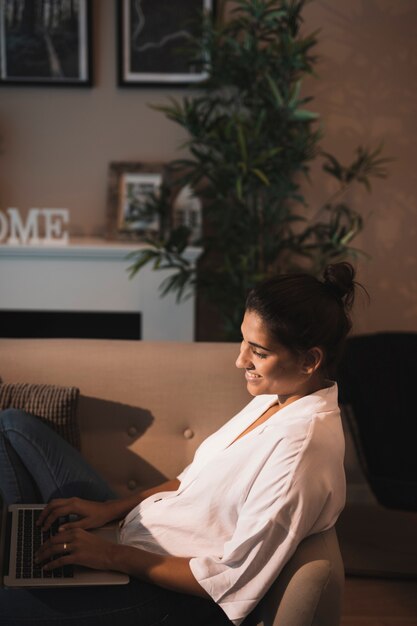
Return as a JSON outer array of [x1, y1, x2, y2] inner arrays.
[[0, 496, 12, 583]]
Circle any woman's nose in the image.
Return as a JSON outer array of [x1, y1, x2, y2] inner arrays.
[[236, 342, 252, 369]]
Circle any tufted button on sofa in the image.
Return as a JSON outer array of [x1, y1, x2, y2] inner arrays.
[[183, 428, 194, 439]]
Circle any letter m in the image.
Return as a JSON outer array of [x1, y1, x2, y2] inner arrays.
[[7, 208, 40, 245]]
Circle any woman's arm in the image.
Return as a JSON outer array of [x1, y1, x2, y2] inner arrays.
[[38, 478, 181, 531], [36, 528, 209, 599], [109, 545, 209, 597], [103, 478, 181, 521]]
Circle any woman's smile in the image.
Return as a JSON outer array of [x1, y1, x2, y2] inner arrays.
[[245, 370, 262, 381], [236, 310, 325, 405]]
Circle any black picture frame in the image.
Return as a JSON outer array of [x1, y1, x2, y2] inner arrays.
[[0, 0, 93, 87], [117, 0, 214, 87]]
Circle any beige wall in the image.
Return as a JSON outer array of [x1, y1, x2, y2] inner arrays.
[[0, 0, 189, 236], [1, 0, 416, 334], [303, 0, 417, 334]]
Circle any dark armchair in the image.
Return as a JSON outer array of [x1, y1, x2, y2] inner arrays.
[[336, 332, 417, 578], [337, 332, 417, 511]]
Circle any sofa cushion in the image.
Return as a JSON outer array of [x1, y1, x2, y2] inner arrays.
[[0, 382, 80, 449], [0, 339, 249, 495]]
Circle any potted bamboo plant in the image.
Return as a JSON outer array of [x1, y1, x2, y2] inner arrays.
[[129, 0, 390, 340]]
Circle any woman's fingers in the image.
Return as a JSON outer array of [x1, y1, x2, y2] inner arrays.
[[35, 530, 75, 564], [36, 499, 66, 527], [35, 528, 114, 572], [37, 499, 114, 532], [58, 517, 90, 531], [42, 554, 73, 571], [37, 497, 82, 530]]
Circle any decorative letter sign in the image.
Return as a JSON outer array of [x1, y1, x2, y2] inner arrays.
[[0, 211, 7, 241], [43, 209, 69, 245], [0, 208, 69, 245], [7, 208, 40, 245]]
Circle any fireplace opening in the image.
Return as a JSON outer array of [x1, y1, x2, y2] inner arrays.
[[0, 310, 142, 340]]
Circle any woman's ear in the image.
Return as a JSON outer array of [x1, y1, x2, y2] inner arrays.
[[301, 347, 324, 375]]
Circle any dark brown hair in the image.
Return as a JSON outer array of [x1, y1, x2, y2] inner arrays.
[[245, 262, 360, 372]]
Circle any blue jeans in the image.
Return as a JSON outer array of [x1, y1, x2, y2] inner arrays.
[[0, 410, 231, 626], [0, 409, 114, 504]]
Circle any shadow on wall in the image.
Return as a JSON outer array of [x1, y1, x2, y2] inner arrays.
[[77, 396, 167, 496], [304, 0, 417, 331]]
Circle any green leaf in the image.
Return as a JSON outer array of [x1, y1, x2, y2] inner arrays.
[[265, 73, 284, 107], [289, 80, 302, 107], [126, 248, 161, 278], [236, 177, 243, 200], [251, 168, 270, 185], [290, 109, 319, 121], [236, 123, 248, 162]]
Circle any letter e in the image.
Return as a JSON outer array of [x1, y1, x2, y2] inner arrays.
[[42, 209, 69, 245]]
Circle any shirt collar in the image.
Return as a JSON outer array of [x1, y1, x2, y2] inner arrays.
[[259, 381, 339, 429]]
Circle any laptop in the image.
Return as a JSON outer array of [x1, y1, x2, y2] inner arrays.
[[0, 498, 129, 588]]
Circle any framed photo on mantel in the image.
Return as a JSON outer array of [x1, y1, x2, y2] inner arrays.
[[117, 0, 214, 87], [0, 0, 92, 87], [106, 161, 169, 241]]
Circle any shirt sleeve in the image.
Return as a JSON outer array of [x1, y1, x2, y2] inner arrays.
[[190, 516, 298, 624], [189, 427, 339, 625]]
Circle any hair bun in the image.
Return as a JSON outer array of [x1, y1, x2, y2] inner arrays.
[[323, 262, 355, 308]]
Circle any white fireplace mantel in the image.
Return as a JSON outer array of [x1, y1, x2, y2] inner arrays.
[[0, 238, 201, 341]]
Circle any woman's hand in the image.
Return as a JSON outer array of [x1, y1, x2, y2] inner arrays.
[[35, 528, 210, 599], [37, 497, 121, 532], [35, 528, 115, 572], [37, 479, 181, 532]]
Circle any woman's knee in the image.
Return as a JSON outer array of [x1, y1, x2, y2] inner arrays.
[[0, 409, 41, 434]]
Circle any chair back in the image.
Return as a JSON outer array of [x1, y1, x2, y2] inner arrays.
[[337, 332, 417, 510], [244, 527, 344, 626]]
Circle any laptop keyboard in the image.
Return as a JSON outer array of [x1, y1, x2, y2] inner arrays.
[[16, 509, 74, 579]]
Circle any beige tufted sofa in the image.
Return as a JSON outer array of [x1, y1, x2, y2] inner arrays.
[[0, 339, 344, 626]]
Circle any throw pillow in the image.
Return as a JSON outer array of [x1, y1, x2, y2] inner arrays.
[[0, 382, 80, 449]]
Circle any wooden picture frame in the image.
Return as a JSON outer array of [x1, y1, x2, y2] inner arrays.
[[106, 161, 169, 240], [117, 0, 214, 87], [0, 0, 92, 87]]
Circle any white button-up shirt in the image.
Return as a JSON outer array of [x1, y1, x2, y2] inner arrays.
[[120, 383, 345, 625]]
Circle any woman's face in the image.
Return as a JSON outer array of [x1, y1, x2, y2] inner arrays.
[[235, 309, 313, 401]]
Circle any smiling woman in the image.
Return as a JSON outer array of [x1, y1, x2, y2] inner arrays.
[[245, 262, 357, 378], [237, 311, 325, 405], [232, 262, 357, 441], [0, 262, 361, 626]]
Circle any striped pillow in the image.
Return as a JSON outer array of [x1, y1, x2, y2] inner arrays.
[[0, 382, 80, 449]]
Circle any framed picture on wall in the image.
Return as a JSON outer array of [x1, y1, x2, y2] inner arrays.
[[117, 0, 214, 86], [0, 0, 92, 87], [106, 162, 169, 240]]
